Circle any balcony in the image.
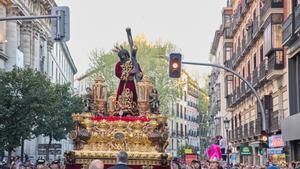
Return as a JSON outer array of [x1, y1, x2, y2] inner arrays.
[[266, 49, 285, 80], [234, 128, 238, 141], [237, 126, 243, 140], [236, 87, 241, 101], [246, 75, 251, 92], [255, 118, 262, 135], [282, 14, 293, 45], [243, 123, 249, 139], [252, 69, 258, 86], [260, 0, 283, 21], [246, 28, 253, 46], [232, 90, 237, 105], [242, 38, 246, 53], [253, 17, 259, 37], [241, 81, 246, 97], [249, 121, 255, 137], [226, 94, 233, 108], [295, 4, 300, 32], [259, 61, 267, 81], [269, 111, 280, 132], [224, 27, 233, 39], [233, 6, 242, 32], [242, 0, 251, 14]]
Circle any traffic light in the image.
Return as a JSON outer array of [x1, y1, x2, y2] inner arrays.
[[51, 6, 70, 42], [169, 53, 182, 78], [259, 130, 269, 148]]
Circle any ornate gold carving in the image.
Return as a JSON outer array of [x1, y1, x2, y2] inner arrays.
[[70, 113, 169, 154], [115, 88, 138, 116], [120, 61, 134, 81]]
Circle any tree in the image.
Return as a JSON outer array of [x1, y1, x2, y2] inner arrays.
[[89, 35, 179, 114], [33, 83, 83, 160], [0, 67, 51, 163], [197, 75, 210, 158], [0, 67, 83, 162]]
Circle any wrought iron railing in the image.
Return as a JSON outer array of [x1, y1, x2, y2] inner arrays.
[[249, 121, 255, 136], [268, 49, 284, 72], [260, 0, 283, 20], [255, 118, 262, 135], [259, 61, 267, 80], [282, 14, 293, 44], [252, 69, 258, 86], [295, 4, 300, 31], [244, 123, 249, 138]]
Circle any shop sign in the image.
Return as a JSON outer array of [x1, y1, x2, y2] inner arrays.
[[267, 148, 283, 155], [269, 134, 284, 148], [240, 146, 253, 156], [185, 149, 193, 154]]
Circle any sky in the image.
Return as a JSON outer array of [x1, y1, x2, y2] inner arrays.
[[55, 0, 226, 81]]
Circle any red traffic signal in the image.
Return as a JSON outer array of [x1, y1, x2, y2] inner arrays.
[[260, 130, 269, 148], [169, 53, 182, 78]]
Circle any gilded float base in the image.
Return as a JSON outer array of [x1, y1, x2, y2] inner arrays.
[[70, 151, 171, 169]]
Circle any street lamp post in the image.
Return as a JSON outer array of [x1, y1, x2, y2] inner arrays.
[[224, 118, 230, 167]]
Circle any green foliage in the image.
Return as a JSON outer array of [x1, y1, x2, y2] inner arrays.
[[197, 76, 209, 138], [89, 37, 179, 114], [0, 67, 83, 156], [0, 67, 51, 152], [177, 144, 191, 157]]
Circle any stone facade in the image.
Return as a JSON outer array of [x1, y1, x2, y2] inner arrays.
[[0, 0, 77, 162], [210, 0, 288, 165], [167, 70, 200, 157], [281, 0, 300, 162]]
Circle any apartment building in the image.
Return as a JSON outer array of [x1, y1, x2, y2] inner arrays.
[[282, 0, 300, 162], [211, 0, 288, 165]]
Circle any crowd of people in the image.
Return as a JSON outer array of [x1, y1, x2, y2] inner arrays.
[[0, 156, 63, 169], [1, 153, 300, 169]]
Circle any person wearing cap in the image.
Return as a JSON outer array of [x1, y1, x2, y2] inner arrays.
[[50, 160, 60, 169], [207, 143, 222, 169], [36, 158, 47, 169]]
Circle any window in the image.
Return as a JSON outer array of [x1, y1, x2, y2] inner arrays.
[[176, 103, 179, 117], [39, 45, 44, 72], [260, 45, 264, 62], [180, 124, 183, 137], [253, 54, 257, 68], [248, 61, 251, 75], [180, 105, 183, 118], [288, 54, 300, 115], [264, 23, 272, 55]]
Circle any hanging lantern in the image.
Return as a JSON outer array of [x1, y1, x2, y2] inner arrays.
[[137, 75, 154, 113], [92, 77, 107, 116]]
